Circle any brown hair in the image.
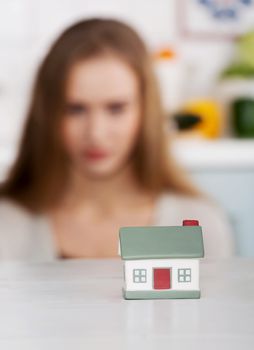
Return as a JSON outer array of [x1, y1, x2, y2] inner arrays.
[[0, 18, 200, 212]]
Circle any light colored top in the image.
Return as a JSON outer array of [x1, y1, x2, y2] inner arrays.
[[0, 258, 253, 349], [0, 192, 235, 261]]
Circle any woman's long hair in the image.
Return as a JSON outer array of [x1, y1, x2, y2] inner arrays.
[[0, 18, 200, 212]]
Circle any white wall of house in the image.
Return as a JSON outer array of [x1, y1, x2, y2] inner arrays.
[[124, 259, 199, 291]]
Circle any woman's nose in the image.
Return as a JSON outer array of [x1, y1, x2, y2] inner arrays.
[[86, 111, 107, 142]]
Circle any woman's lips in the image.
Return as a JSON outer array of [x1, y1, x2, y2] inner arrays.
[[82, 148, 109, 161]]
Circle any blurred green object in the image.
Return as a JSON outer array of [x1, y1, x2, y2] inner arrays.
[[221, 29, 254, 79], [232, 98, 254, 138], [238, 30, 254, 68], [222, 63, 254, 78]]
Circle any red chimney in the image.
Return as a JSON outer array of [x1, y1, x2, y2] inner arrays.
[[182, 219, 199, 226]]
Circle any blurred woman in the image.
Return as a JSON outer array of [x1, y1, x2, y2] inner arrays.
[[0, 18, 234, 260]]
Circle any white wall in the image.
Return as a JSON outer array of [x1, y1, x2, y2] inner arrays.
[[124, 259, 199, 291]]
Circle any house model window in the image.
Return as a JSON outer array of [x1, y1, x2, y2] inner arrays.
[[133, 269, 147, 283], [178, 268, 191, 283]]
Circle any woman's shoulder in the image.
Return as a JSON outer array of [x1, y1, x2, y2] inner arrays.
[[0, 198, 57, 261], [154, 191, 235, 258], [0, 198, 32, 218], [155, 191, 223, 220], [0, 198, 39, 232]]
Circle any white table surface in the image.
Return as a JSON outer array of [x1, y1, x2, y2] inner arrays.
[[0, 258, 253, 350]]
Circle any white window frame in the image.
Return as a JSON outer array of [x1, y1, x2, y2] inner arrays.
[[178, 268, 191, 283], [133, 269, 147, 283]]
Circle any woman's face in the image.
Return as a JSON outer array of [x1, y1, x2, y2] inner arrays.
[[61, 55, 142, 179]]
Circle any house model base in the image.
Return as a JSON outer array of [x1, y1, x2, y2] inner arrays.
[[119, 220, 205, 300], [123, 289, 201, 300]]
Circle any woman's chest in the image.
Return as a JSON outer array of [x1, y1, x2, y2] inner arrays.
[[50, 208, 154, 258]]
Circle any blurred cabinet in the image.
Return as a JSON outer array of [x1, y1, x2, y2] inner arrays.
[[174, 139, 254, 257], [191, 169, 254, 257]]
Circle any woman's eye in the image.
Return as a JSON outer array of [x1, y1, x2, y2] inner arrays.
[[107, 103, 127, 115], [66, 103, 88, 116]]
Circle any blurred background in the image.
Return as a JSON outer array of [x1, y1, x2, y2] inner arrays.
[[0, 0, 254, 256]]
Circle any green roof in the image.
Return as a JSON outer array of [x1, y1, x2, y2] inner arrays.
[[119, 226, 204, 260]]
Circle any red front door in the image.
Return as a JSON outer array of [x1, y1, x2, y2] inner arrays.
[[153, 268, 171, 289]]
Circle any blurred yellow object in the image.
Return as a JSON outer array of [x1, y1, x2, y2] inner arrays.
[[154, 48, 176, 60], [181, 99, 222, 139]]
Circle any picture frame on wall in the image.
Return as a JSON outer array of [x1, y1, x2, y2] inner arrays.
[[177, 0, 254, 40]]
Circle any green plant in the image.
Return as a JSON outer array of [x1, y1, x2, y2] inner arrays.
[[221, 29, 254, 79]]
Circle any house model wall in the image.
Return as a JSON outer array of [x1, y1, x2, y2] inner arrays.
[[119, 220, 204, 299]]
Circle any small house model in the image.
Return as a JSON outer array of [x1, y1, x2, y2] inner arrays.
[[119, 220, 204, 299]]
